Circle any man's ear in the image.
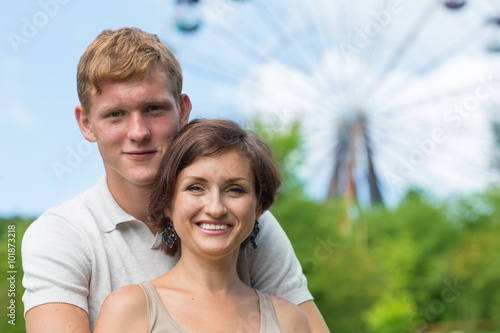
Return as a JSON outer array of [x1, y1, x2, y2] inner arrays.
[[75, 105, 97, 142], [178, 94, 192, 128]]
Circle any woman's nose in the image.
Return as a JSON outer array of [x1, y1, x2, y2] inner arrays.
[[204, 191, 227, 218]]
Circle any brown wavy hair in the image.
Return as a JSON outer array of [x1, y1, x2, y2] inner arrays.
[[149, 119, 282, 256], [77, 27, 183, 115]]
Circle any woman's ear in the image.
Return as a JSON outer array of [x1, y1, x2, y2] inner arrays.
[[163, 208, 172, 220], [255, 206, 263, 221]]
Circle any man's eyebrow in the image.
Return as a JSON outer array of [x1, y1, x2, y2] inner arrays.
[[96, 102, 121, 112], [97, 99, 176, 112], [144, 99, 175, 107]]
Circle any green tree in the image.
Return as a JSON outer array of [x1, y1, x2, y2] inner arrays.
[[254, 120, 500, 332], [0, 217, 32, 333], [492, 120, 500, 171]]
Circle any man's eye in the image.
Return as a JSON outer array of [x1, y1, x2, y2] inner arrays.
[[109, 111, 122, 118], [147, 105, 161, 112]]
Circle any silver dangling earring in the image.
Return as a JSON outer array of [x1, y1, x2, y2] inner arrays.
[[162, 217, 177, 248], [249, 220, 260, 250]]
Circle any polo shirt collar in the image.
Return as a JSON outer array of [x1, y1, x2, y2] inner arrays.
[[86, 174, 139, 233]]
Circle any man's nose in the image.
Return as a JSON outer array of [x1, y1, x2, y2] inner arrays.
[[127, 113, 151, 142]]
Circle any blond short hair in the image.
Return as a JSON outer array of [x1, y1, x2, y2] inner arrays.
[[77, 27, 183, 114]]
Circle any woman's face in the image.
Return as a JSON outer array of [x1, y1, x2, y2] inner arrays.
[[168, 149, 260, 259]]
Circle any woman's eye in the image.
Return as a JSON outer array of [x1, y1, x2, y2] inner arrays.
[[186, 184, 203, 192], [228, 186, 246, 194]]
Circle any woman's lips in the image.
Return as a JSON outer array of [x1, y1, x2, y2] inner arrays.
[[196, 222, 233, 235]]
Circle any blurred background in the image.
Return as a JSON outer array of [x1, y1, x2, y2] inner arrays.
[[2, 0, 500, 331]]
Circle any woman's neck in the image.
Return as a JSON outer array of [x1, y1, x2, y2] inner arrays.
[[165, 249, 245, 295]]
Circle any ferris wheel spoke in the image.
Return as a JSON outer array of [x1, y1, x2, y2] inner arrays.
[[299, 0, 349, 93], [350, 0, 396, 102], [181, 54, 316, 102], [364, 0, 440, 100], [288, 0, 326, 58], [174, 34, 339, 104], [353, 0, 396, 101], [376, 25, 486, 101], [342, 0, 359, 104], [251, 0, 328, 76], [427, 147, 495, 179], [487, 0, 500, 15], [375, 82, 483, 117], [366, 136, 416, 190], [369, 123, 441, 148], [254, 0, 355, 99], [179, 1, 311, 80], [164, 27, 268, 82], [181, 55, 254, 84]]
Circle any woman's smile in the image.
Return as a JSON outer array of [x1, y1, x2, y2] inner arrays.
[[196, 222, 233, 235]]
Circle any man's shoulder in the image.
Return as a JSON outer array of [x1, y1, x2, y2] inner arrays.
[[29, 179, 104, 231], [21, 180, 109, 257], [258, 210, 278, 225]]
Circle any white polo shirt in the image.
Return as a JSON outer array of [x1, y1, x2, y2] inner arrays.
[[22, 175, 311, 331]]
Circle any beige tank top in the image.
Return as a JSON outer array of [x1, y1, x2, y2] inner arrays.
[[138, 281, 283, 332]]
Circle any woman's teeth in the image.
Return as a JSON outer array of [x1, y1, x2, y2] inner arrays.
[[199, 223, 229, 230]]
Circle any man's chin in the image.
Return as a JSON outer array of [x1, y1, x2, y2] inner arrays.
[[130, 175, 156, 188], [107, 169, 156, 189]]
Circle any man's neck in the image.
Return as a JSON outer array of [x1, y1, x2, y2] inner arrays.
[[106, 175, 153, 228]]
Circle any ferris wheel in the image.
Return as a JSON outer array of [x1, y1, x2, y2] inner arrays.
[[162, 0, 500, 206]]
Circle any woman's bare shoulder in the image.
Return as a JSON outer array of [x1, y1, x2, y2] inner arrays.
[[270, 295, 311, 332], [94, 284, 148, 333]]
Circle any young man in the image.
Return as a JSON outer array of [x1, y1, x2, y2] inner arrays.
[[21, 27, 329, 332]]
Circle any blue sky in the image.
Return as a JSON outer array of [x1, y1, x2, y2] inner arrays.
[[1, 0, 257, 217], [0, 1, 193, 216], [2, 0, 500, 217]]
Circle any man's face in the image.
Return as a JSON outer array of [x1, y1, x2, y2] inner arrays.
[[77, 66, 191, 188]]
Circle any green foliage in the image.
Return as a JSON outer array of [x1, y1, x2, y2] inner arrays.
[[492, 120, 500, 170], [364, 292, 416, 333], [0, 217, 32, 333], [254, 120, 500, 332]]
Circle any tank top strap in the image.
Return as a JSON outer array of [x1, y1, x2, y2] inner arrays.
[[254, 289, 283, 333], [138, 281, 191, 333]]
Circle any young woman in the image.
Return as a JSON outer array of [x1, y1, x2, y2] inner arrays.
[[94, 119, 310, 332]]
